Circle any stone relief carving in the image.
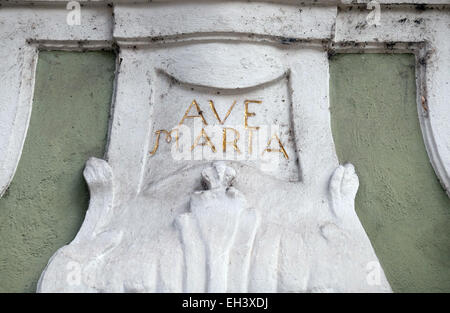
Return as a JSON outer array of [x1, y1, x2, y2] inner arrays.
[[38, 159, 391, 292], [175, 162, 259, 292], [1, 1, 448, 293]]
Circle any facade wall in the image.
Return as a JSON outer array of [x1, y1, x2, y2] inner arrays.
[[0, 1, 448, 293], [1, 52, 448, 292]]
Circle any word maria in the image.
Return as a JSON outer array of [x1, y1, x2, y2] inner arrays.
[[149, 99, 289, 159]]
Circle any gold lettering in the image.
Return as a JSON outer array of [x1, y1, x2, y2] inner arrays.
[[209, 100, 236, 125], [222, 127, 241, 153], [247, 127, 257, 154], [149, 129, 179, 156], [191, 128, 216, 152], [262, 134, 289, 160], [179, 100, 208, 126], [244, 100, 261, 131]]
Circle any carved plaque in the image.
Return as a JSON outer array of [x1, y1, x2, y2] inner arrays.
[[36, 2, 394, 293]]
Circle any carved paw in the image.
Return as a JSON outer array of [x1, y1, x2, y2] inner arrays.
[[72, 157, 115, 244], [329, 163, 359, 221], [83, 157, 113, 193]]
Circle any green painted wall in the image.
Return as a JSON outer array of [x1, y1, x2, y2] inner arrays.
[[0, 51, 115, 292], [330, 53, 450, 292]]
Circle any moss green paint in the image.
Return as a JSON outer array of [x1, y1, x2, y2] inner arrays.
[[0, 51, 115, 292], [330, 54, 450, 292]]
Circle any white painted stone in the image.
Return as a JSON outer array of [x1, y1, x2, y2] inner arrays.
[[113, 2, 336, 40], [39, 3, 392, 292], [0, 1, 448, 293], [39, 158, 392, 292]]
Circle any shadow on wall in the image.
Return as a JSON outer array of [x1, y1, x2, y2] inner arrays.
[[330, 53, 450, 293], [0, 51, 115, 292]]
